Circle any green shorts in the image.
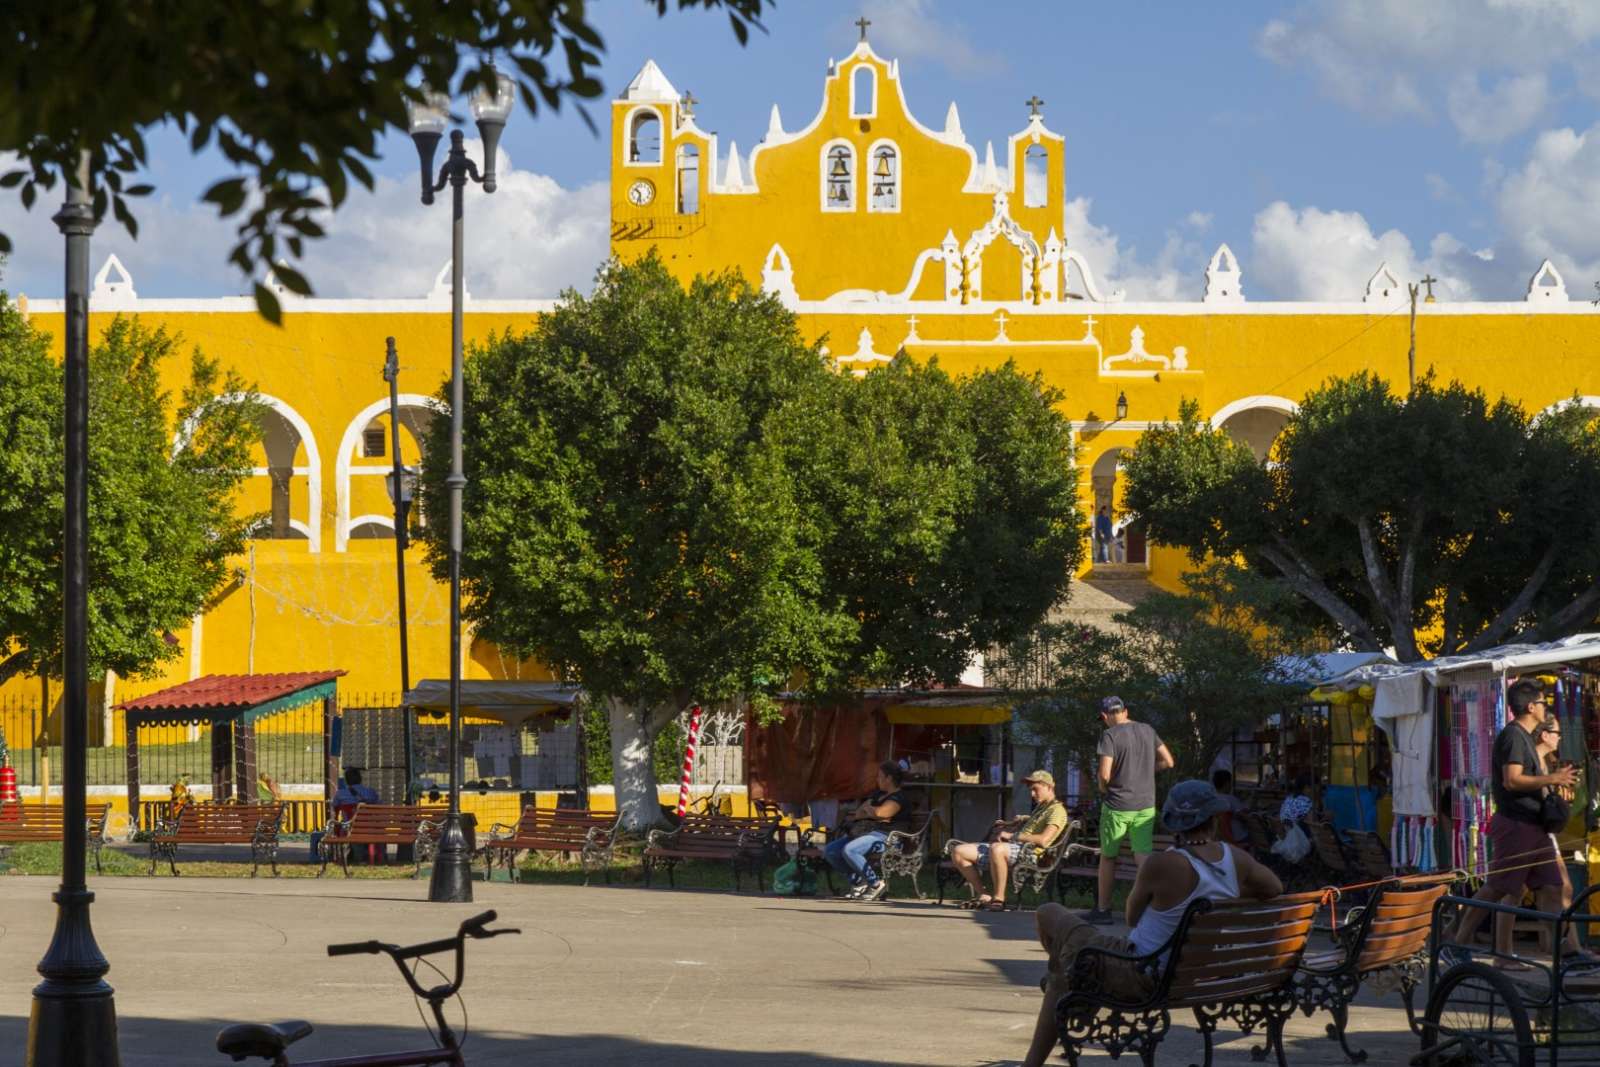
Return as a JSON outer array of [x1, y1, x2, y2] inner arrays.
[[1099, 805, 1156, 856]]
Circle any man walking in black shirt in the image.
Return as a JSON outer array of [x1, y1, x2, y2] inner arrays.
[[1453, 679, 1579, 959]]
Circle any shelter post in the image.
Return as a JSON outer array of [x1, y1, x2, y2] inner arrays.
[[322, 695, 336, 801], [210, 719, 232, 801], [234, 721, 257, 801], [123, 719, 137, 831]]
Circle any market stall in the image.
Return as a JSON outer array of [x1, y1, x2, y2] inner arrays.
[[403, 680, 586, 803], [1316, 633, 1600, 877]]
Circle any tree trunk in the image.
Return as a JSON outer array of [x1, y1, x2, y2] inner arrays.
[[607, 698, 676, 833]]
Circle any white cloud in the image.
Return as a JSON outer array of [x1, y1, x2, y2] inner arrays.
[[859, 0, 1006, 79], [1447, 73, 1550, 144], [1186, 211, 1214, 232], [1261, 1, 1600, 140], [1248, 201, 1493, 301], [1063, 197, 1204, 301], [0, 143, 609, 301], [1496, 121, 1600, 285]]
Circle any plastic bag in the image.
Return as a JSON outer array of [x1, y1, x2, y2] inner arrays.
[[1272, 824, 1311, 864], [772, 859, 816, 895]]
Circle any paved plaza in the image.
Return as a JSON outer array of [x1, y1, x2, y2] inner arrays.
[[0, 876, 1422, 1065]]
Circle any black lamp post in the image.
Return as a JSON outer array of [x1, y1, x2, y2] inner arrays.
[[381, 339, 415, 802], [407, 71, 514, 903], [29, 158, 120, 1064]]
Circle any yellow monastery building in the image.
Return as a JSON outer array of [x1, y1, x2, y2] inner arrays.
[[9, 37, 1600, 715]]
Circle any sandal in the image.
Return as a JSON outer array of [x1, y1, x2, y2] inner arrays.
[[978, 899, 1008, 912], [959, 895, 993, 910]]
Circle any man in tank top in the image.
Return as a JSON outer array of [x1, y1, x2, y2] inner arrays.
[[1021, 780, 1283, 1067]]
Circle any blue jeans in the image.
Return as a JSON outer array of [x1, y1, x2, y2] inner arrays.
[[823, 831, 887, 886]]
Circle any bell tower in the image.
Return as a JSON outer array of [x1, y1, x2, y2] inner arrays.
[[611, 60, 713, 250]]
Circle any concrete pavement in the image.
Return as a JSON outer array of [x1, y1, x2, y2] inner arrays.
[[0, 877, 1423, 1065]]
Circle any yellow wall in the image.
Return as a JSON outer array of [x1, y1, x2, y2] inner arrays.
[[7, 39, 1600, 711]]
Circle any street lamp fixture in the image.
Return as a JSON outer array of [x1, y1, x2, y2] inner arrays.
[[1115, 391, 1129, 421], [384, 464, 417, 548], [407, 69, 514, 904]]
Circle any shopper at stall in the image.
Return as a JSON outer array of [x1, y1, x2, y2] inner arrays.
[[822, 760, 907, 902], [1452, 680, 1580, 961], [1022, 780, 1283, 1067], [1211, 768, 1250, 847], [946, 771, 1068, 911], [1533, 714, 1588, 958], [1081, 696, 1174, 925]]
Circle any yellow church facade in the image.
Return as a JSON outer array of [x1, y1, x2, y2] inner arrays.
[[8, 37, 1600, 716]]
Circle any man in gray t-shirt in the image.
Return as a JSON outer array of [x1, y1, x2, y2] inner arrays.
[[1081, 695, 1173, 925]]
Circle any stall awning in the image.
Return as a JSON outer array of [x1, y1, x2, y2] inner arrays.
[[884, 694, 1011, 726], [404, 680, 583, 727], [1317, 632, 1600, 692], [117, 670, 346, 726]]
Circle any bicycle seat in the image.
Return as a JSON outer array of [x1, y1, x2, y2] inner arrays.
[[216, 1020, 313, 1061]]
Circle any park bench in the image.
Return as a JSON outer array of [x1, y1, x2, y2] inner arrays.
[[1292, 874, 1452, 1063], [479, 806, 621, 884], [798, 809, 936, 899], [149, 802, 285, 877], [319, 804, 439, 879], [1308, 818, 1393, 887], [1055, 890, 1323, 1067], [643, 812, 781, 891], [0, 801, 112, 873], [934, 818, 1080, 909], [1052, 833, 1177, 900]]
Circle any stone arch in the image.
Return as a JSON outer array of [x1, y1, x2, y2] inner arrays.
[[676, 142, 700, 213], [624, 106, 662, 165], [822, 139, 855, 211], [176, 393, 323, 552], [851, 65, 876, 117], [1022, 145, 1048, 208], [1089, 447, 1145, 567], [1209, 395, 1298, 461], [1533, 395, 1600, 424], [335, 394, 441, 551]]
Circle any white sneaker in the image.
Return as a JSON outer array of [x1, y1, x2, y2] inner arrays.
[[860, 881, 888, 902]]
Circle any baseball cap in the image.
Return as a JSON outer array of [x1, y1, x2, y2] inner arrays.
[[1022, 770, 1055, 787], [1098, 696, 1125, 715], [1161, 779, 1225, 833]]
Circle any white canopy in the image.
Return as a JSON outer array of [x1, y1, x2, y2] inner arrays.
[[404, 680, 582, 726], [1316, 632, 1600, 692]]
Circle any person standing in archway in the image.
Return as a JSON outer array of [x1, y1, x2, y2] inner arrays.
[[1093, 506, 1112, 564], [1080, 696, 1173, 925]]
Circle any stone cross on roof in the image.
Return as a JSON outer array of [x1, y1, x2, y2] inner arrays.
[[856, 16, 871, 40], [1027, 95, 1045, 117]]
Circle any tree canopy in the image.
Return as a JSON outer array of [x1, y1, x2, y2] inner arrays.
[[0, 296, 263, 685], [419, 253, 1082, 826], [0, 0, 769, 320], [1122, 374, 1600, 661], [994, 566, 1310, 781]]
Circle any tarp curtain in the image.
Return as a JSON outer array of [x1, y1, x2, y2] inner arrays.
[[748, 705, 887, 804]]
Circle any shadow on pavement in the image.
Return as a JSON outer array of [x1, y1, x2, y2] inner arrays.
[[0, 1014, 931, 1066]]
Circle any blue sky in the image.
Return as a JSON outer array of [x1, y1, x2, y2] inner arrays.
[[7, 0, 1600, 302]]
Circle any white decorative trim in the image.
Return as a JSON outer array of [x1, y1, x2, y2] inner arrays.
[[618, 59, 679, 103], [91, 254, 137, 307], [944, 102, 964, 141], [1062, 249, 1124, 303], [1533, 395, 1600, 424], [978, 141, 1004, 193], [347, 514, 397, 538], [1101, 325, 1190, 377], [1527, 259, 1568, 303], [621, 105, 667, 168], [1208, 395, 1299, 428], [427, 260, 469, 303], [765, 104, 785, 142], [722, 139, 750, 192], [1364, 262, 1403, 303], [176, 392, 323, 553], [1203, 244, 1244, 303], [834, 326, 890, 376], [761, 244, 799, 307], [849, 62, 877, 119], [335, 393, 441, 552]]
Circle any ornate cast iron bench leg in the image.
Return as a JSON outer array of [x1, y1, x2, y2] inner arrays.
[[1058, 998, 1169, 1067]]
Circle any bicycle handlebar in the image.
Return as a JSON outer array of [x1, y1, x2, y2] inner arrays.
[[324, 910, 520, 1000], [326, 939, 382, 957]]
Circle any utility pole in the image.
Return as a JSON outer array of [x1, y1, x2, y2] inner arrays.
[[383, 338, 414, 802], [1407, 282, 1419, 393]]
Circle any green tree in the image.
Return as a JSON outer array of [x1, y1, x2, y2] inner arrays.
[[1121, 376, 1600, 662], [801, 355, 1083, 686], [419, 254, 855, 829], [0, 0, 769, 320], [995, 567, 1308, 781], [0, 298, 264, 685], [421, 257, 1084, 829]]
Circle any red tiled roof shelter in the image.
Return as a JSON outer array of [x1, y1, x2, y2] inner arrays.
[[116, 671, 347, 827]]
